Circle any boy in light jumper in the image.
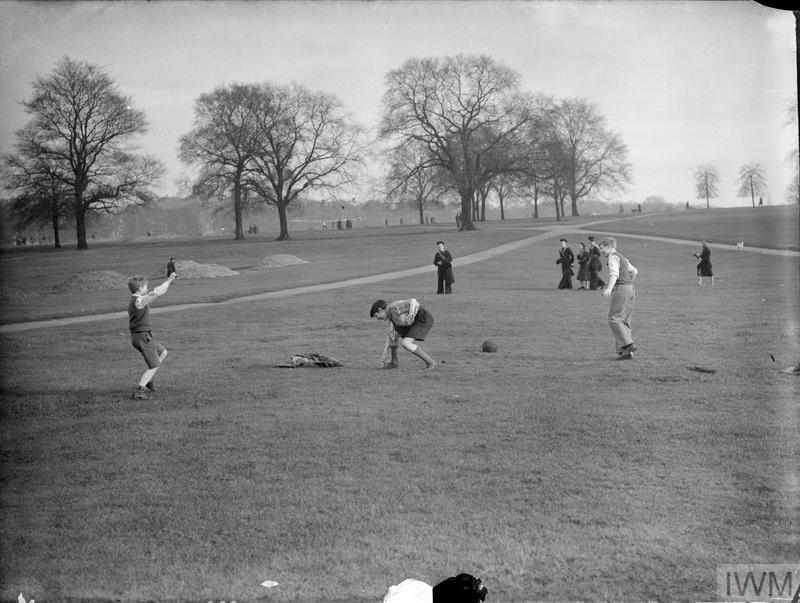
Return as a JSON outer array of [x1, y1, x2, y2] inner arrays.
[[599, 238, 639, 360]]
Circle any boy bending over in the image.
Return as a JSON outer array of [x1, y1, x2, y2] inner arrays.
[[370, 298, 436, 369]]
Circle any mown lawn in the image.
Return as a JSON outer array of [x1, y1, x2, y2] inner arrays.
[[1, 207, 798, 602]]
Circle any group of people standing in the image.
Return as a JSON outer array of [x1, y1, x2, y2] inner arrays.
[[556, 236, 606, 290]]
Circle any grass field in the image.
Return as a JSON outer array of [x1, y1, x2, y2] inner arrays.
[[1, 206, 798, 602]]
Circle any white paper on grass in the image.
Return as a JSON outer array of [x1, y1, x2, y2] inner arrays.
[[261, 580, 279, 588]]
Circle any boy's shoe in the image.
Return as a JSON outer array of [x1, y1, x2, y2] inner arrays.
[[145, 381, 155, 391], [617, 351, 634, 360], [132, 386, 150, 400]]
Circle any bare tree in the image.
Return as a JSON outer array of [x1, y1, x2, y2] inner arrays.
[[380, 54, 532, 231], [2, 139, 73, 247], [179, 83, 263, 240], [489, 173, 524, 221], [693, 164, 720, 209], [19, 56, 163, 249], [549, 98, 632, 217], [384, 142, 449, 225], [243, 83, 363, 241], [519, 95, 569, 220], [735, 163, 768, 207]]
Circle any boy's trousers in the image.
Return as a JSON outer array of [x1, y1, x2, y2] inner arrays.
[[608, 284, 635, 352]]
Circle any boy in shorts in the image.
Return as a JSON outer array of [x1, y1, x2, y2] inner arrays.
[[128, 271, 178, 399], [370, 298, 436, 369]]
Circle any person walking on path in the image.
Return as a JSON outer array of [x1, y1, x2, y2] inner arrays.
[[588, 236, 606, 290], [128, 271, 178, 399], [694, 241, 714, 286], [556, 238, 574, 289], [370, 298, 437, 369], [599, 237, 639, 360], [433, 240, 455, 294], [576, 241, 590, 289]]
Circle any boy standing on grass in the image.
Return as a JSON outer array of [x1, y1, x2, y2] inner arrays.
[[599, 237, 639, 360], [370, 298, 437, 369], [128, 271, 177, 399], [433, 240, 454, 294]]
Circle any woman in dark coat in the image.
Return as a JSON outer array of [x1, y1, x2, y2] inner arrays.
[[556, 238, 574, 289], [694, 241, 714, 286], [588, 236, 606, 290], [576, 241, 590, 289]]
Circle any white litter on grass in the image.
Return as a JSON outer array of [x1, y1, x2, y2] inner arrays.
[[261, 580, 279, 588], [256, 254, 309, 269]]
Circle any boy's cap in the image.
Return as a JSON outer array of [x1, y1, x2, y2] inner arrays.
[[588, 236, 595, 241]]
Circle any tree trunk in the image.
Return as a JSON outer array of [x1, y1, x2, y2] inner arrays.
[[554, 194, 561, 221], [51, 214, 60, 248], [418, 202, 424, 226], [570, 194, 580, 216], [276, 202, 291, 241], [75, 195, 88, 250], [459, 190, 476, 230], [233, 179, 246, 240], [499, 196, 505, 220], [533, 191, 539, 219]]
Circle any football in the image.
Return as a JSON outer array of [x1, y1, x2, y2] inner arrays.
[[482, 340, 497, 353]]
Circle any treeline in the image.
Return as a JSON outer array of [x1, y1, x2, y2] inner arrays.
[[2, 53, 698, 249]]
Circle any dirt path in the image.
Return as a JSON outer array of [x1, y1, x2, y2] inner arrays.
[[1, 219, 796, 333]]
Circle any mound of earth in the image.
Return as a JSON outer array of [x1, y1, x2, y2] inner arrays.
[[53, 270, 129, 294], [256, 254, 309, 269], [174, 259, 238, 278]]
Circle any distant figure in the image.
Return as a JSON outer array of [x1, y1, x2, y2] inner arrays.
[[385, 218, 389, 226], [736, 241, 744, 251], [686, 201, 690, 209], [455, 211, 462, 229], [637, 204, 642, 213], [322, 222, 328, 230], [694, 241, 714, 286], [758, 197, 763, 206], [166, 257, 176, 278], [433, 240, 454, 294], [576, 241, 590, 290], [588, 236, 606, 290], [337, 219, 343, 230], [345, 218, 352, 229], [556, 238, 574, 289]]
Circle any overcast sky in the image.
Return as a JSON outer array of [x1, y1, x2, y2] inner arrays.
[[0, 0, 796, 207]]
